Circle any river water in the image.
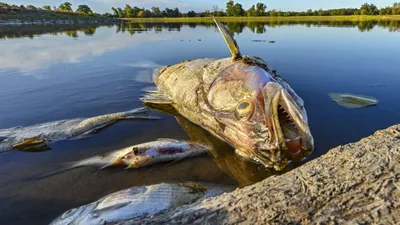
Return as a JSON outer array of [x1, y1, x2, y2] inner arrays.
[[0, 20, 399, 224]]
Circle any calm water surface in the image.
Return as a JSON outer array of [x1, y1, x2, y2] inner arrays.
[[0, 21, 399, 224]]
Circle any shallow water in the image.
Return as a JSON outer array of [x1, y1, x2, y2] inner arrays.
[[0, 20, 399, 224]]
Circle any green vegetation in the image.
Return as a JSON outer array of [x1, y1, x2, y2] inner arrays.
[[123, 15, 400, 23], [0, 2, 117, 23], [105, 1, 400, 18], [1, 1, 400, 23]]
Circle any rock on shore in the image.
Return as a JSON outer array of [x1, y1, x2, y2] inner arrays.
[[117, 124, 400, 224]]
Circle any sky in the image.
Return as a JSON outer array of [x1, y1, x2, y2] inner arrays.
[[11, 0, 397, 14]]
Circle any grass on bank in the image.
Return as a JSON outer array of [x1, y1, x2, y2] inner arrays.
[[123, 15, 400, 23]]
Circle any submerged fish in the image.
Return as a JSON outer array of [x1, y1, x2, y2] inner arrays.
[[0, 107, 159, 153], [329, 93, 378, 108], [50, 182, 235, 225], [36, 139, 208, 178], [142, 17, 314, 171]]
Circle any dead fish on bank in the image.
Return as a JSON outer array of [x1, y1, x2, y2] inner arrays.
[[329, 93, 378, 108], [36, 139, 209, 179], [50, 182, 235, 225], [0, 107, 159, 153], [251, 40, 275, 43], [141, 17, 314, 171]]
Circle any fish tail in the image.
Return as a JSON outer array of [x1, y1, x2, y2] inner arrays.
[[27, 162, 85, 181], [29, 157, 110, 181]]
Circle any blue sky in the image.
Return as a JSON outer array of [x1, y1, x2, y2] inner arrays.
[[12, 0, 397, 13]]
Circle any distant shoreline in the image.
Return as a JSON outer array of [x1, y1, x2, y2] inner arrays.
[[1, 14, 400, 25], [123, 15, 400, 22], [0, 10, 120, 25]]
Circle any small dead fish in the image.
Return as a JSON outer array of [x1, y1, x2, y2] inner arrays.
[[0, 107, 159, 153], [329, 93, 378, 108], [50, 182, 235, 225], [36, 139, 209, 179]]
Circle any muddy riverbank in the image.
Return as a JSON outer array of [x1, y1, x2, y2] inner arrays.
[[117, 123, 400, 224]]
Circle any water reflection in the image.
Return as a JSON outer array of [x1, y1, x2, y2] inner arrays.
[[1, 19, 399, 40], [145, 103, 285, 187], [118, 20, 400, 34], [0, 24, 106, 39]]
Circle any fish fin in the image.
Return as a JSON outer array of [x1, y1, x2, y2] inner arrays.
[[141, 86, 158, 93], [212, 15, 241, 60], [162, 156, 188, 169], [76, 121, 118, 137], [12, 138, 52, 152], [140, 90, 174, 105], [156, 138, 181, 142]]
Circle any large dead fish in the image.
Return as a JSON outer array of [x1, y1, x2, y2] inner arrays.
[[0, 107, 159, 153], [49, 182, 235, 225], [142, 17, 314, 171]]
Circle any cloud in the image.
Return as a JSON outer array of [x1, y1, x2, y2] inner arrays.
[[0, 26, 189, 77]]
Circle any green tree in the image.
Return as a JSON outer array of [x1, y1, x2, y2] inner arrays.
[[247, 5, 256, 16], [58, 2, 72, 12], [0, 2, 8, 7], [256, 2, 266, 16], [152, 7, 161, 17], [270, 10, 277, 17], [124, 4, 133, 18], [360, 3, 379, 15], [173, 7, 182, 17], [26, 5, 37, 10], [393, 2, 400, 15], [42, 5, 52, 10], [76, 5, 92, 14], [233, 3, 245, 16], [226, 0, 234, 16], [117, 7, 125, 17], [137, 10, 145, 17], [187, 10, 196, 17], [380, 7, 392, 15], [111, 7, 118, 17]]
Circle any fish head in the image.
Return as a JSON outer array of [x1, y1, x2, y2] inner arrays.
[[206, 57, 314, 171], [121, 145, 154, 168], [50, 203, 96, 225]]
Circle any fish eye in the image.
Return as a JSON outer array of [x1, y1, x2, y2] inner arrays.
[[235, 100, 255, 120], [132, 147, 139, 155]]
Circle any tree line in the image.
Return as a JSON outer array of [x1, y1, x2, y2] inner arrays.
[[107, 1, 400, 18], [1, 1, 400, 18], [0, 2, 94, 15]]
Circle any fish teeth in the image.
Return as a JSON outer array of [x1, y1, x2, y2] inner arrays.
[[286, 136, 301, 142]]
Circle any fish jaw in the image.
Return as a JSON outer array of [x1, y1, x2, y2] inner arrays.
[[205, 61, 314, 171], [234, 82, 313, 171], [260, 82, 314, 170]]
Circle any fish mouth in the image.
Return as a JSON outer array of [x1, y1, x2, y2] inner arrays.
[[257, 82, 313, 171]]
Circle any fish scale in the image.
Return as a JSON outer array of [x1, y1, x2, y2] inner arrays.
[[50, 182, 235, 225]]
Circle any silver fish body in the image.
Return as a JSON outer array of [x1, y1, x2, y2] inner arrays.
[[0, 107, 156, 153], [72, 139, 209, 169], [50, 182, 235, 225], [37, 139, 209, 179], [142, 18, 314, 171]]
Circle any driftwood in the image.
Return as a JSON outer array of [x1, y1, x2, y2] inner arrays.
[[117, 124, 400, 224]]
